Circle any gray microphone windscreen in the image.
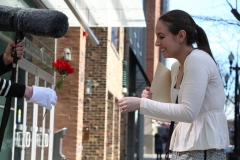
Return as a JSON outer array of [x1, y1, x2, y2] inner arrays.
[[0, 5, 21, 31], [0, 5, 69, 38], [16, 8, 69, 38]]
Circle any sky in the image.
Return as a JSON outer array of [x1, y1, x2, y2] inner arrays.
[[168, 0, 240, 63], [167, 0, 240, 120]]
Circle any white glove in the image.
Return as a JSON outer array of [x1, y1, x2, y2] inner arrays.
[[26, 86, 57, 110]]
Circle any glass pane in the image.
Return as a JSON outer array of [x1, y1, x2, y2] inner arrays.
[[14, 68, 26, 160], [36, 79, 44, 160], [44, 82, 52, 159], [25, 72, 35, 160], [0, 0, 29, 7], [0, 35, 12, 106], [24, 36, 55, 74], [0, 109, 14, 160]]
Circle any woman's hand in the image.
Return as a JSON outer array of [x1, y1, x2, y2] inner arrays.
[[118, 97, 141, 113], [141, 87, 152, 99], [4, 41, 24, 65]]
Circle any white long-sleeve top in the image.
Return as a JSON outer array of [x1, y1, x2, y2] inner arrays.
[[140, 49, 229, 151]]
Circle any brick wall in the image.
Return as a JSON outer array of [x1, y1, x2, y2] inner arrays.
[[82, 27, 124, 160], [146, 0, 161, 82], [82, 27, 108, 160], [120, 113, 127, 160], [55, 27, 86, 160], [107, 94, 114, 160]]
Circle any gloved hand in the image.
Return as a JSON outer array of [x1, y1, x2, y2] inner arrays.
[[26, 86, 57, 110]]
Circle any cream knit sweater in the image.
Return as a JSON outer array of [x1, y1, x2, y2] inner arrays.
[[140, 49, 229, 151]]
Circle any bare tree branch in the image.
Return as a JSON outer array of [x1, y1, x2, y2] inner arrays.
[[192, 15, 240, 26], [226, 0, 233, 9]]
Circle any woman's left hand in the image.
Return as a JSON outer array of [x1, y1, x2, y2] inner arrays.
[[141, 87, 152, 99], [118, 97, 141, 113]]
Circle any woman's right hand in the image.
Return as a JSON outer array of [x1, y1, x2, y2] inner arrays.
[[141, 87, 152, 99]]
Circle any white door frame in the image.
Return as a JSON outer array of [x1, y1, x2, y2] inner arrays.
[[11, 58, 55, 160]]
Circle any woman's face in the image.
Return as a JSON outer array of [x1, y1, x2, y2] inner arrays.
[[155, 21, 181, 59]]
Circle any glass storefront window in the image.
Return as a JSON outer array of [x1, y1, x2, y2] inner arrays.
[[0, 0, 29, 8], [0, 32, 14, 106], [23, 35, 55, 75]]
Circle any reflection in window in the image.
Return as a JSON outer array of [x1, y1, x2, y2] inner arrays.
[[111, 27, 119, 51]]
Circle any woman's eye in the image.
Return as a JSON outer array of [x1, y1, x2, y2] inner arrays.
[[159, 36, 164, 39]]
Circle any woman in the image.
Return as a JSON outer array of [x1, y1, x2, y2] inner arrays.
[[118, 10, 229, 160], [1, 41, 57, 109]]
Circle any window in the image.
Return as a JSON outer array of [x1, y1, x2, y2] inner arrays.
[[111, 27, 119, 50]]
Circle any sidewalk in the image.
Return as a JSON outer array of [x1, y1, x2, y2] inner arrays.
[[143, 154, 166, 160]]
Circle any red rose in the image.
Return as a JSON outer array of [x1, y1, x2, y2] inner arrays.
[[51, 59, 75, 90], [52, 59, 74, 75], [44, 59, 75, 119]]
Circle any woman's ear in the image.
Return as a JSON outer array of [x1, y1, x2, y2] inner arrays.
[[178, 30, 187, 43]]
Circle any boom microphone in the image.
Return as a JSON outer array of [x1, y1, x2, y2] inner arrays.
[[0, 5, 69, 38], [0, 5, 21, 32]]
